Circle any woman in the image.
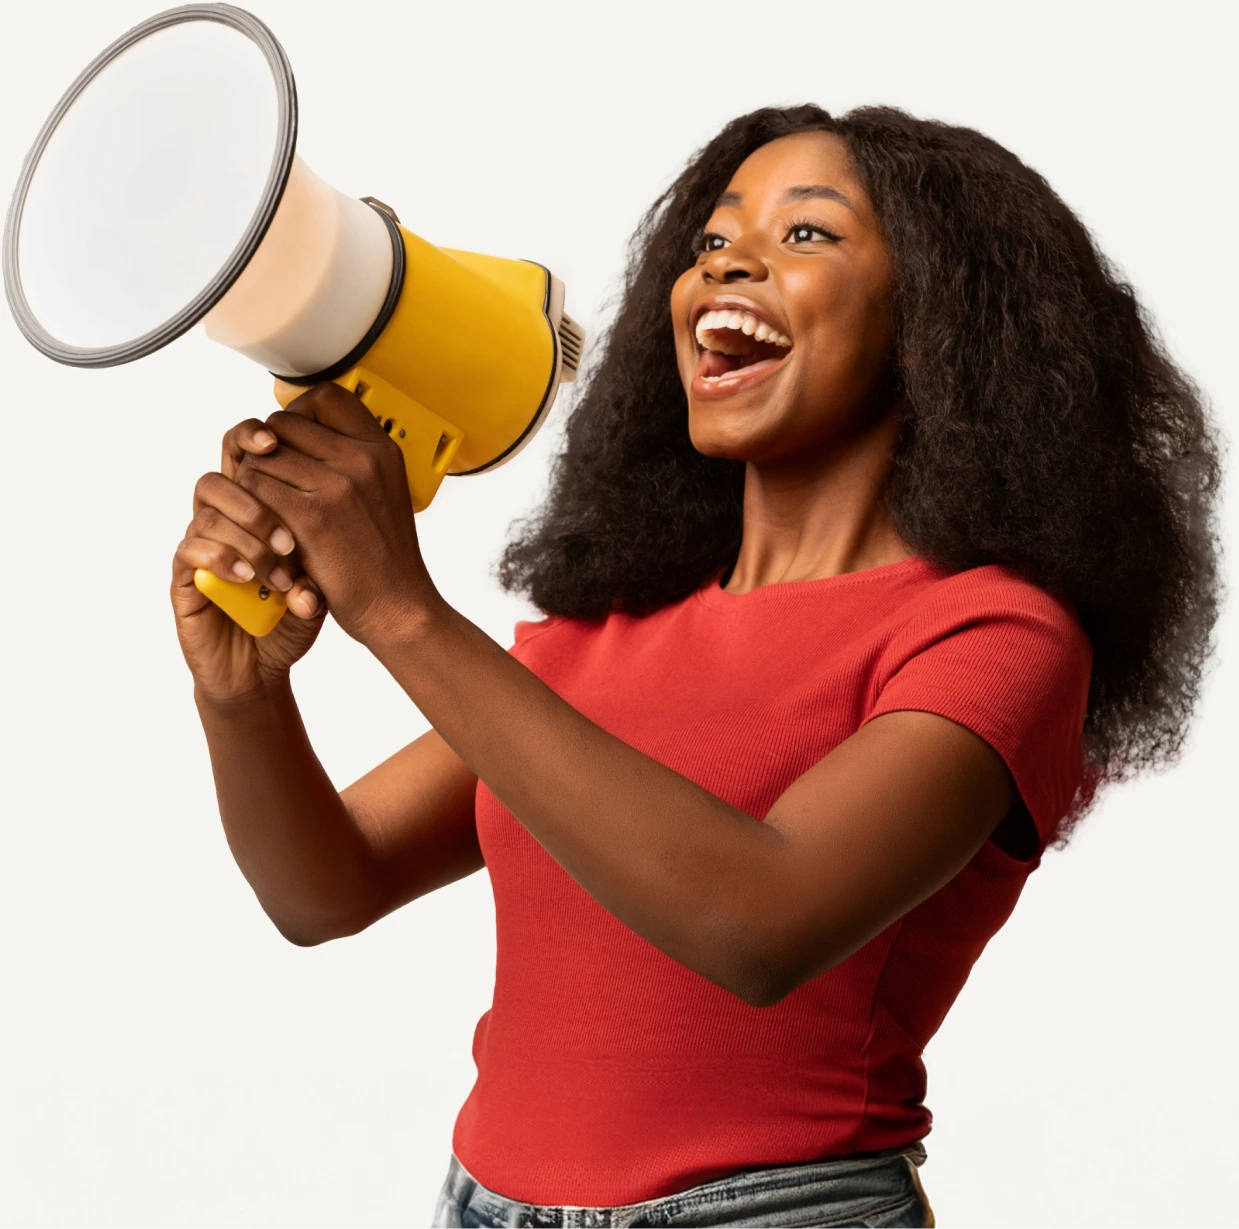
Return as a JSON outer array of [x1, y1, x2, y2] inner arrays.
[[172, 105, 1221, 1227]]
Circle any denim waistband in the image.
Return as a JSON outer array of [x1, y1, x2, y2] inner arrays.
[[432, 1143, 932, 1227]]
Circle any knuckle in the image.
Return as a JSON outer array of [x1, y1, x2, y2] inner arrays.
[[211, 544, 240, 572], [233, 461, 260, 492], [195, 505, 224, 533], [310, 381, 343, 403], [194, 470, 223, 499], [234, 498, 271, 535], [358, 450, 384, 484]]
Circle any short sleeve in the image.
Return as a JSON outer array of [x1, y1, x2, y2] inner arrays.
[[862, 566, 1093, 846], [508, 614, 567, 662]]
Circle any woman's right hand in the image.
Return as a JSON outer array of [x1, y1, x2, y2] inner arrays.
[[172, 418, 327, 704]]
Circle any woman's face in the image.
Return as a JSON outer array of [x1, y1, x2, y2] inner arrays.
[[670, 131, 896, 468]]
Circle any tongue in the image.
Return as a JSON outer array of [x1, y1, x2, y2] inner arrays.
[[698, 350, 747, 378]]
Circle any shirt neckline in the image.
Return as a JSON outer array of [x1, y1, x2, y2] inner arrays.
[[695, 555, 936, 609]]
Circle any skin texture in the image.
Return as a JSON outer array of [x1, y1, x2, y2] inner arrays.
[[174, 132, 1018, 1004]]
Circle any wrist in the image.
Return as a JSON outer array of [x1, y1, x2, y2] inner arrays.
[[360, 588, 454, 661], [194, 672, 292, 714]]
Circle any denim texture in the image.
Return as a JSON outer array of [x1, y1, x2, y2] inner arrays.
[[431, 1143, 934, 1227]]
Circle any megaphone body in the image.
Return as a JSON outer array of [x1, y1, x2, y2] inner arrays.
[[195, 154, 583, 636], [2, 5, 584, 637]]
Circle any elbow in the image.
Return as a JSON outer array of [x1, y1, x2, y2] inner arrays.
[[266, 904, 373, 948], [732, 938, 845, 1009], [280, 926, 330, 947], [723, 938, 797, 1009], [734, 967, 791, 1009]]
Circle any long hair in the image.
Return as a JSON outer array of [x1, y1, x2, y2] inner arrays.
[[498, 104, 1224, 846]]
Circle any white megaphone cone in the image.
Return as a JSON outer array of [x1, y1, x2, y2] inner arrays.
[[3, 4, 584, 637]]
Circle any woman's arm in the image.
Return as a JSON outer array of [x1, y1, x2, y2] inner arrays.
[[175, 412, 483, 947], [197, 682, 482, 946], [365, 604, 1015, 1006], [231, 384, 1018, 1002]]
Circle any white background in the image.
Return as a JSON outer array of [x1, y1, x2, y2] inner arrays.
[[1, 1, 1234, 1225]]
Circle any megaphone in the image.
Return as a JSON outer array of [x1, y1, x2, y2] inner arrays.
[[2, 4, 584, 637]]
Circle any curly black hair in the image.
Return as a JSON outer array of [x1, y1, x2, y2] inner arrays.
[[498, 104, 1224, 846]]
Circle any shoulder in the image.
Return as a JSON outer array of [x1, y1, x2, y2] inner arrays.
[[881, 563, 1092, 675], [912, 562, 1087, 633], [507, 610, 613, 669], [512, 613, 567, 649], [867, 564, 1094, 846]]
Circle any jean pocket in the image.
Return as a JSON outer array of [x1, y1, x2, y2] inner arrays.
[[785, 1190, 929, 1227]]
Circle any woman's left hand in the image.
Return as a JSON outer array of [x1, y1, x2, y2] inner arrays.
[[232, 381, 441, 647]]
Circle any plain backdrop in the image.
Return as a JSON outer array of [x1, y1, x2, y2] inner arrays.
[[0, 1, 1235, 1225]]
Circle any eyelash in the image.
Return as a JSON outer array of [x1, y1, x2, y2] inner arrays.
[[692, 219, 844, 254], [785, 217, 844, 244]]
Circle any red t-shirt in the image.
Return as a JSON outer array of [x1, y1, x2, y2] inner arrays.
[[451, 556, 1093, 1206]]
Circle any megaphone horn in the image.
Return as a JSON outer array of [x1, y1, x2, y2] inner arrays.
[[3, 3, 585, 638]]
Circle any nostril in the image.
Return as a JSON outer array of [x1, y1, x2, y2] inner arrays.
[[722, 269, 750, 282]]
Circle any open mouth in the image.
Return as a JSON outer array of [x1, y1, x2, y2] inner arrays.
[[694, 308, 792, 383]]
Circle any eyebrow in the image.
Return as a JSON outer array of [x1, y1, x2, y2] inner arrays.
[[714, 184, 859, 216]]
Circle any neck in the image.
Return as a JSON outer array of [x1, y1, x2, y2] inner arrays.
[[723, 408, 913, 594]]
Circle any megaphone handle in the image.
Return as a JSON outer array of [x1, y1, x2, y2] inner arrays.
[[193, 368, 465, 637], [332, 366, 464, 512], [193, 568, 289, 638]]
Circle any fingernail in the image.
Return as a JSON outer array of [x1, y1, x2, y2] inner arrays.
[[232, 560, 255, 581], [270, 566, 292, 591], [299, 591, 319, 616], [269, 527, 295, 555], [254, 430, 277, 449]]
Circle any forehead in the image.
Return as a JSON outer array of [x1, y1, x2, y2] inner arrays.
[[719, 131, 867, 213]]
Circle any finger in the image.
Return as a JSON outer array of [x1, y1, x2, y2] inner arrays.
[[234, 439, 335, 494], [184, 502, 303, 594], [231, 464, 330, 548], [221, 418, 279, 481], [173, 534, 294, 598], [285, 576, 326, 621], [263, 406, 395, 468], [193, 471, 298, 558], [280, 381, 392, 442]]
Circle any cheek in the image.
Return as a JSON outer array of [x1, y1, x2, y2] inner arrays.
[[669, 275, 693, 335], [668, 274, 700, 376], [792, 277, 892, 389]]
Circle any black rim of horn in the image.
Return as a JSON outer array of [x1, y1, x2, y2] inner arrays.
[[2, 3, 298, 368]]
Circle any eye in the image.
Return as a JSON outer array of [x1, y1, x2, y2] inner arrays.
[[785, 222, 842, 244], [698, 231, 730, 254]]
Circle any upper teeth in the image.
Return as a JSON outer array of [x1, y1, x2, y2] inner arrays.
[[695, 309, 791, 349]]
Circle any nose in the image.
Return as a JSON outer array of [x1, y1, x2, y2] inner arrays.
[[701, 240, 767, 284]]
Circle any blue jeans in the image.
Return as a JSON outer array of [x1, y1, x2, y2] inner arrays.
[[430, 1143, 934, 1227]]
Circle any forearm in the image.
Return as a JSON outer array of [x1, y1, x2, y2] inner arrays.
[[195, 677, 383, 944], [369, 601, 785, 1002]]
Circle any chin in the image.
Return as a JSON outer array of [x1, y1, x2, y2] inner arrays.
[[687, 396, 785, 458], [687, 418, 766, 462]]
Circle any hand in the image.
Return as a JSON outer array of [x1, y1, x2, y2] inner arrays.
[[230, 382, 442, 647], [172, 420, 328, 704]]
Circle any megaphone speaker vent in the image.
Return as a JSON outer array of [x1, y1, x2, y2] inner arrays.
[[558, 312, 584, 381]]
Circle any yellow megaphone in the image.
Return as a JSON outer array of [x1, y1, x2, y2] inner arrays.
[[2, 4, 584, 637]]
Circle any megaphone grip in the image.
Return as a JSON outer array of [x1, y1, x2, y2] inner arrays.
[[194, 367, 464, 638], [193, 568, 288, 638], [335, 366, 463, 511]]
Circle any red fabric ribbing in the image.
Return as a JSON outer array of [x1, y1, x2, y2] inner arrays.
[[451, 557, 1092, 1205]]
